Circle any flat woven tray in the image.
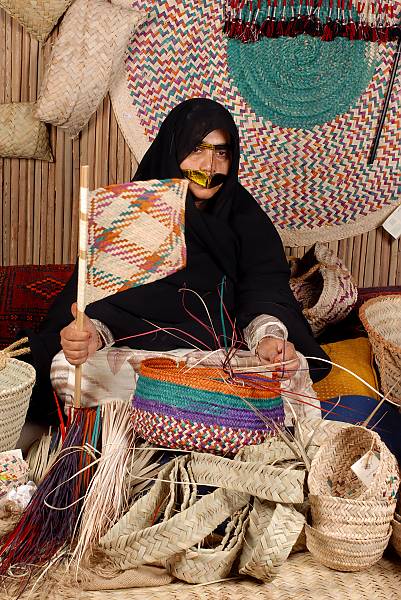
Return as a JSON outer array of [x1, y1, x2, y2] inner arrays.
[[81, 553, 401, 600]]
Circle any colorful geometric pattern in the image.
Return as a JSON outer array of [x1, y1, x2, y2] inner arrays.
[[111, 0, 401, 245], [86, 178, 187, 305], [131, 358, 284, 455], [0, 264, 74, 349]]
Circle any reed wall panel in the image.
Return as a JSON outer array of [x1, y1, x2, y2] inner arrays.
[[1, 9, 400, 287]]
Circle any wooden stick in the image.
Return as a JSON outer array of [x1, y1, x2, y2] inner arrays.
[[74, 165, 89, 409], [368, 38, 401, 165]]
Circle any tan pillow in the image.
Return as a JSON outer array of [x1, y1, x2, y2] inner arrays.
[[36, 0, 146, 138], [0, 103, 53, 161], [0, 0, 73, 43]]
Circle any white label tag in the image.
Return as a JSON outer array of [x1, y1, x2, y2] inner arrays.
[[351, 450, 380, 487], [382, 205, 401, 239]]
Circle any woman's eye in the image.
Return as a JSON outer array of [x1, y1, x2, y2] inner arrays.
[[216, 150, 229, 159], [193, 146, 204, 154]]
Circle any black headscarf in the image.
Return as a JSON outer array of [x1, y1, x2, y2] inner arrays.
[[24, 98, 330, 422]]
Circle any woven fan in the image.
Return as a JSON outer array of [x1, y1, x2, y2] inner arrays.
[[0, 169, 188, 574], [111, 0, 401, 246]]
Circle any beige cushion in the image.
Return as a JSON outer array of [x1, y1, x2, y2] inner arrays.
[[0, 102, 53, 161], [36, 0, 146, 138], [0, 0, 73, 43]]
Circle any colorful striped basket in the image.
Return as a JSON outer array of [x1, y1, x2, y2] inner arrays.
[[131, 358, 284, 455]]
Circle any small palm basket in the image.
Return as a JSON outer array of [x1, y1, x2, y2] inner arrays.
[[306, 425, 399, 571], [131, 358, 284, 455], [0, 339, 36, 452], [359, 295, 401, 405]]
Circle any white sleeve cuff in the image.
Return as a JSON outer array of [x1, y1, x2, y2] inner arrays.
[[243, 314, 288, 353], [91, 319, 115, 349]]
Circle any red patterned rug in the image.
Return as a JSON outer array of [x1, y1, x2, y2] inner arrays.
[[0, 264, 74, 349]]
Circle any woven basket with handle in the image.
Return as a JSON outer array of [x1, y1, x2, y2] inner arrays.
[[0, 339, 36, 452], [289, 243, 357, 336]]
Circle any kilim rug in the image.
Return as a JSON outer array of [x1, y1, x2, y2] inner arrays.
[[110, 0, 401, 246], [0, 264, 74, 349]]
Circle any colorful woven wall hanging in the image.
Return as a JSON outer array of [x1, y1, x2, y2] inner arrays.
[[223, 0, 401, 43], [131, 358, 284, 455], [111, 0, 401, 246], [86, 179, 187, 304]]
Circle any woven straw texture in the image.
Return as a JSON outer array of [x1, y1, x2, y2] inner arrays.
[[85, 180, 187, 305], [0, 103, 52, 161], [391, 515, 401, 558], [0, 356, 35, 452], [37, 0, 146, 137], [110, 0, 401, 246], [0, 0, 73, 42], [359, 296, 401, 406], [100, 448, 306, 583], [289, 243, 357, 335], [305, 524, 392, 572], [309, 494, 395, 539], [307, 425, 399, 571], [132, 358, 284, 455], [308, 426, 399, 501], [80, 553, 401, 600]]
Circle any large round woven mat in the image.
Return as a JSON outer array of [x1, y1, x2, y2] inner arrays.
[[110, 0, 401, 246], [81, 553, 401, 600]]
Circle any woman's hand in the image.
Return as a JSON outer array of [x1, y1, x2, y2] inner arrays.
[[60, 303, 100, 365], [256, 336, 300, 379]]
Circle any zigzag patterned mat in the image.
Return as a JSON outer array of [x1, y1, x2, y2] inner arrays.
[[110, 0, 401, 246]]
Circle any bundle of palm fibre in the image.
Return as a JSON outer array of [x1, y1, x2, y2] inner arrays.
[[224, 0, 401, 43], [0, 407, 101, 575], [132, 358, 284, 455]]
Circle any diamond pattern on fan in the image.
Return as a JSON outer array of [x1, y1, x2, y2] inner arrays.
[[85, 178, 188, 305]]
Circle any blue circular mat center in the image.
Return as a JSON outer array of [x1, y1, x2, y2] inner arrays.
[[227, 36, 377, 129]]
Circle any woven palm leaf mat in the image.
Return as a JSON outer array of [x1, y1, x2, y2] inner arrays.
[[79, 553, 401, 600], [111, 0, 401, 246]]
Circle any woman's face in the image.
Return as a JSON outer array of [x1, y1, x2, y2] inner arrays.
[[179, 129, 231, 202]]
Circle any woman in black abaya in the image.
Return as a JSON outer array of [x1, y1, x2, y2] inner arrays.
[[23, 98, 330, 424]]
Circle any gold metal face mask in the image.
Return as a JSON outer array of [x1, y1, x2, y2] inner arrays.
[[182, 169, 227, 189], [182, 142, 231, 188]]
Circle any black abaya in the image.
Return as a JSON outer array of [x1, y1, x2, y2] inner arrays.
[[23, 98, 330, 422]]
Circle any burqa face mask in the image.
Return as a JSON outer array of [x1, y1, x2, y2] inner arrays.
[[181, 141, 231, 188]]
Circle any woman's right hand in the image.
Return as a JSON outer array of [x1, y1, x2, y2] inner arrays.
[[60, 303, 100, 365]]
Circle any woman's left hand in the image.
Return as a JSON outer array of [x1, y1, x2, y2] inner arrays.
[[256, 336, 300, 379]]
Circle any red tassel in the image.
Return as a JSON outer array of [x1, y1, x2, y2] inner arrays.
[[241, 21, 251, 41], [322, 18, 335, 41], [261, 17, 277, 38], [304, 16, 316, 36], [294, 15, 306, 35], [314, 17, 324, 38], [276, 17, 287, 36], [286, 17, 296, 37], [378, 26, 389, 43], [346, 20, 357, 40], [370, 26, 379, 42], [234, 17, 244, 38]]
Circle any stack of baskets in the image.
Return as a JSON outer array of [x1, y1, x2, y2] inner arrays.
[[359, 295, 401, 405], [0, 339, 35, 453], [306, 425, 399, 571]]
